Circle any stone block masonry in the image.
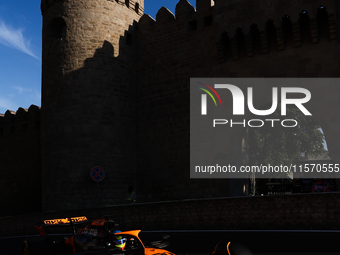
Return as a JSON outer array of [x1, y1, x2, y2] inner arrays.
[[1, 0, 340, 216], [0, 105, 41, 216], [40, 0, 144, 212], [1, 193, 340, 237]]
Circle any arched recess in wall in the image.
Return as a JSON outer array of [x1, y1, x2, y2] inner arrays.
[[48, 17, 66, 39], [265, 19, 278, 52], [249, 23, 261, 56], [316, 5, 330, 40], [219, 31, 230, 61], [281, 15, 294, 48], [234, 27, 247, 58], [299, 10, 312, 44], [135, 2, 139, 14]]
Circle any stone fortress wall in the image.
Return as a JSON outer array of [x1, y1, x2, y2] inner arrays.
[[40, 0, 144, 211], [1, 0, 340, 216], [135, 0, 340, 202], [0, 106, 41, 216]]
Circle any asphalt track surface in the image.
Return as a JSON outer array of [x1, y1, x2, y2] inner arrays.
[[2, 230, 340, 255]]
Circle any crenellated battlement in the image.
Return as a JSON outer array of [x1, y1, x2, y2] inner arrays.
[[0, 105, 40, 137], [40, 0, 62, 14], [137, 0, 337, 63], [138, 0, 214, 33], [138, 0, 213, 25], [135, 0, 213, 22], [41, 0, 144, 16], [215, 2, 337, 61]]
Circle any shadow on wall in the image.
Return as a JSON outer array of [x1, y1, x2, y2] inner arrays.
[[218, 5, 334, 62], [0, 105, 41, 217]]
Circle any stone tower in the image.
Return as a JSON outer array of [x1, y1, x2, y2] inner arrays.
[[40, 0, 143, 211]]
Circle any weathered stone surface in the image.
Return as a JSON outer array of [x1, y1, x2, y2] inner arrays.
[[1, 0, 340, 215]]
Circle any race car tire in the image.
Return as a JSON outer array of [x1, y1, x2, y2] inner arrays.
[[22, 237, 54, 255], [212, 241, 253, 255]]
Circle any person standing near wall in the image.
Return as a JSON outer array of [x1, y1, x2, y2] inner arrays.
[[125, 185, 137, 203]]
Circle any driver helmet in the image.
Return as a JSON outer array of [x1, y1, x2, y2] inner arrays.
[[115, 235, 127, 250]]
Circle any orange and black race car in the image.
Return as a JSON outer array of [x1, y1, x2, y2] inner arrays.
[[22, 216, 174, 255]]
